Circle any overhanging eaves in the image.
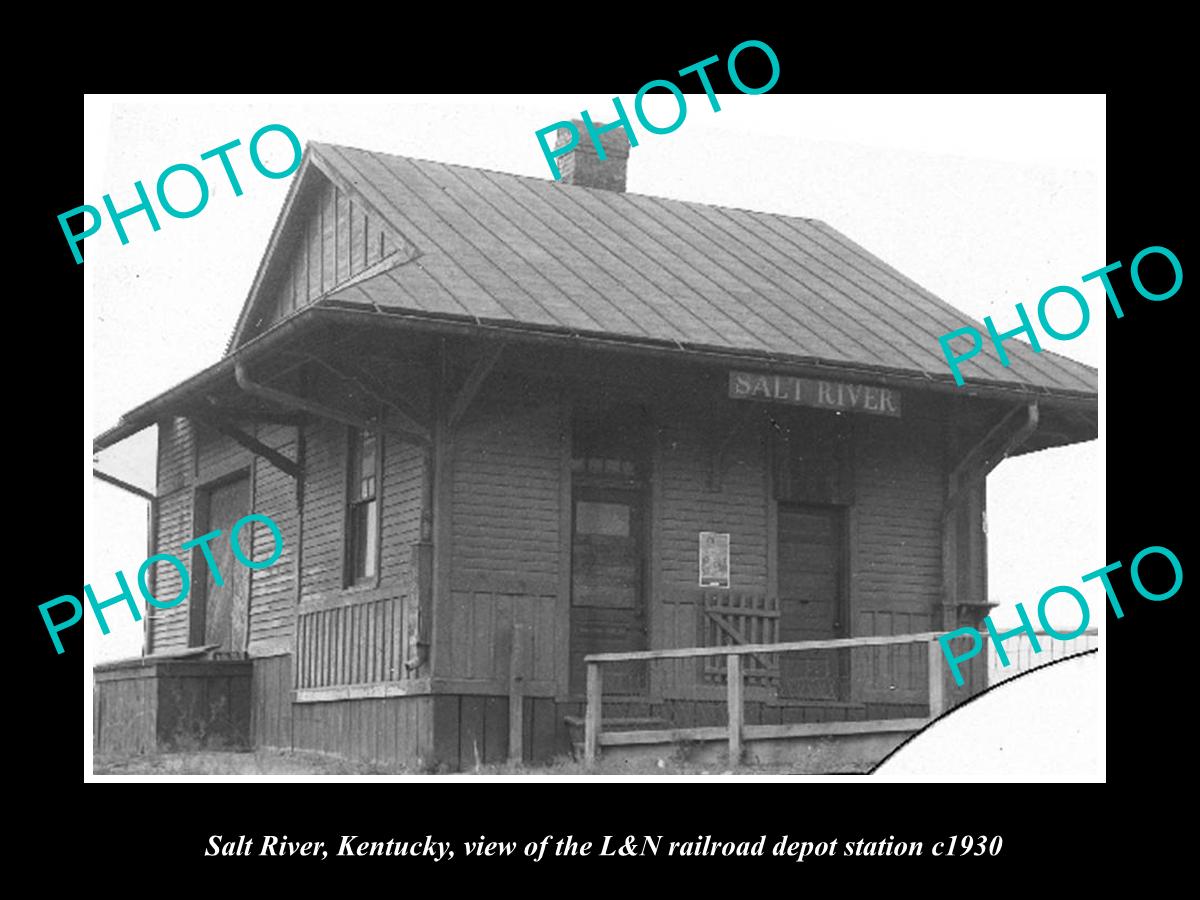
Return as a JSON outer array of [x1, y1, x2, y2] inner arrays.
[[96, 303, 1099, 456]]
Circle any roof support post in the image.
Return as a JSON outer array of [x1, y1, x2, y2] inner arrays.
[[940, 401, 1039, 637], [944, 401, 1040, 516]]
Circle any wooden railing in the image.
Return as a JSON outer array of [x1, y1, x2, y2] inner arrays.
[[582, 632, 968, 767], [988, 627, 1098, 685], [294, 594, 417, 695]]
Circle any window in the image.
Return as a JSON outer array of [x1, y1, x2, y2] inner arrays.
[[345, 428, 380, 586], [574, 501, 631, 536], [570, 403, 649, 485]]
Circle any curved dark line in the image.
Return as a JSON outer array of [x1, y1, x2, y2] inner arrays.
[[868, 647, 1099, 774]]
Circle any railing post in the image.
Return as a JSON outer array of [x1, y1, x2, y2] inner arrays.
[[585, 662, 602, 768], [508, 624, 528, 765], [727, 653, 743, 767], [927, 639, 946, 720]]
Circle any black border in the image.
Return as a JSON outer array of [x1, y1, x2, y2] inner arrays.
[[30, 41, 1188, 879]]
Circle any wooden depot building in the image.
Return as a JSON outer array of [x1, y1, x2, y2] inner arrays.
[[92, 127, 1098, 770]]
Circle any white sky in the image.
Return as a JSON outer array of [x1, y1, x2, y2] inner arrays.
[[85, 94, 1105, 675]]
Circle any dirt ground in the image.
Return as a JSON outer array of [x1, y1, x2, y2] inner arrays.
[[93, 749, 826, 776], [95, 749, 382, 776]]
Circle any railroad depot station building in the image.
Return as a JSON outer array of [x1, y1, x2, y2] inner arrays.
[[92, 128, 1098, 770]]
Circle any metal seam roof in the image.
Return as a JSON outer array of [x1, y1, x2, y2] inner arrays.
[[436, 161, 653, 338], [244, 142, 1100, 397]]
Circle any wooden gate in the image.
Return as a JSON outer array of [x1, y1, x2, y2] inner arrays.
[[699, 591, 780, 688]]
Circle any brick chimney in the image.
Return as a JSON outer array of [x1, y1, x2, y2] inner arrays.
[[555, 120, 630, 192]]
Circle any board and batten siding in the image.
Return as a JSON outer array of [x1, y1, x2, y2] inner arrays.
[[440, 375, 561, 694], [261, 175, 401, 332], [292, 696, 434, 766]]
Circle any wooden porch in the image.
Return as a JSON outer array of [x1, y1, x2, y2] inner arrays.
[[576, 631, 971, 771]]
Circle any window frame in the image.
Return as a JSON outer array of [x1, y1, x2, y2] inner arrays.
[[343, 425, 383, 590]]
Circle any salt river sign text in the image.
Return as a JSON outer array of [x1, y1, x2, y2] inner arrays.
[[728, 371, 902, 417]]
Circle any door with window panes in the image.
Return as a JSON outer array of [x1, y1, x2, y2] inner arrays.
[[568, 404, 651, 696]]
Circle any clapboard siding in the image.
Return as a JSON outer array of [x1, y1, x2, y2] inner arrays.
[[194, 421, 251, 483], [653, 414, 767, 699], [852, 410, 944, 610], [150, 419, 296, 655], [248, 424, 299, 650], [652, 401, 947, 705], [262, 176, 401, 331], [381, 438, 424, 584], [149, 418, 193, 652], [157, 416, 192, 495], [659, 417, 768, 591], [148, 488, 193, 652], [451, 381, 560, 581], [294, 420, 426, 689], [851, 405, 945, 701], [300, 420, 346, 595], [444, 376, 562, 686]]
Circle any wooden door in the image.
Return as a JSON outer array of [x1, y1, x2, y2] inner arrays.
[[778, 505, 845, 700], [569, 488, 647, 696], [193, 475, 251, 653]]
